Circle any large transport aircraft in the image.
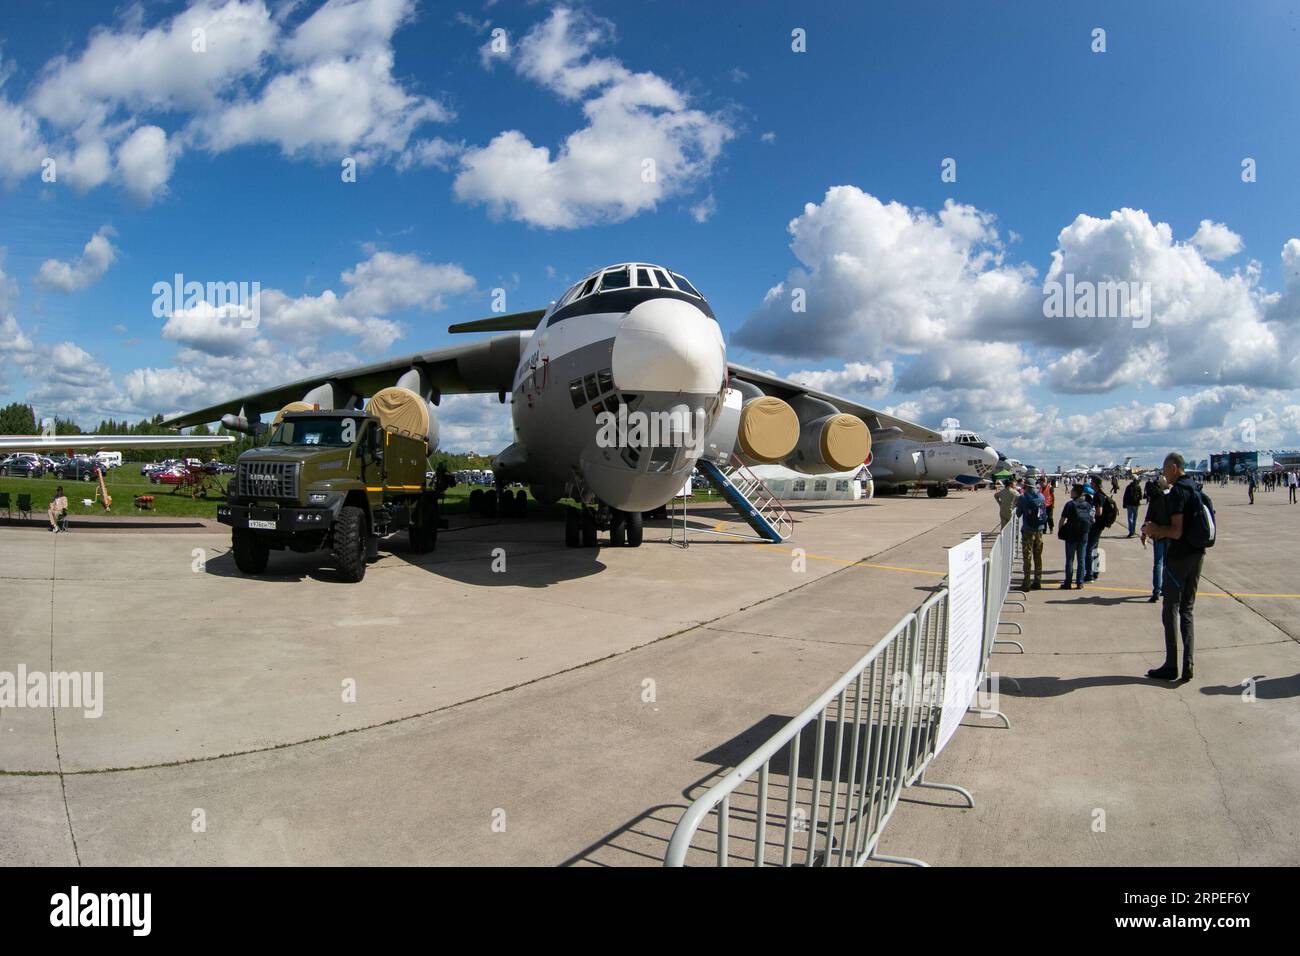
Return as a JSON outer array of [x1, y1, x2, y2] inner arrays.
[[869, 426, 1001, 497], [164, 262, 947, 546]]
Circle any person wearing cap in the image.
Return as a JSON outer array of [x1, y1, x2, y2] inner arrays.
[[1015, 479, 1047, 589], [994, 479, 1016, 527]]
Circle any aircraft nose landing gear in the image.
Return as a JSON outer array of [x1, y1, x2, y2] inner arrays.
[[564, 503, 643, 548]]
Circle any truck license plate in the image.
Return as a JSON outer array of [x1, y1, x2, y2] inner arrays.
[[248, 519, 276, 530]]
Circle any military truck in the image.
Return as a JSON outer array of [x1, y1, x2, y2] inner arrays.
[[217, 389, 439, 582]]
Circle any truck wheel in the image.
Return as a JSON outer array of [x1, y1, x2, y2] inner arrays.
[[626, 510, 644, 548], [610, 509, 627, 546], [565, 507, 580, 547], [333, 505, 368, 582], [232, 528, 270, 575]]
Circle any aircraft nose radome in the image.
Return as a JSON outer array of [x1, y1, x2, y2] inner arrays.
[[612, 298, 725, 394]]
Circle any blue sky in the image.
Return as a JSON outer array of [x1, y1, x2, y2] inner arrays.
[[1, 0, 1298, 466]]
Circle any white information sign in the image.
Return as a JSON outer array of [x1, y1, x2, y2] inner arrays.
[[936, 533, 985, 756]]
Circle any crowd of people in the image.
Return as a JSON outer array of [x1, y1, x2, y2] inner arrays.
[[994, 451, 1216, 684], [1242, 468, 1298, 504]]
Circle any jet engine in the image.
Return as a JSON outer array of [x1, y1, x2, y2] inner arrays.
[[783, 395, 872, 475], [699, 386, 800, 466]]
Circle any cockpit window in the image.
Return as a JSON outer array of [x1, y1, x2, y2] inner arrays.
[[635, 267, 652, 287], [650, 268, 672, 289], [579, 276, 597, 297], [670, 273, 700, 297], [558, 282, 583, 307], [599, 267, 631, 291]]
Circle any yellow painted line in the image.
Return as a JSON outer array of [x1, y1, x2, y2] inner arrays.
[[757, 543, 945, 576], [860, 562, 946, 576], [752, 545, 1300, 598]]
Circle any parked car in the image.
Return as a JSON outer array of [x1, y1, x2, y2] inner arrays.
[[151, 466, 188, 485], [0, 454, 46, 477], [57, 457, 103, 481]]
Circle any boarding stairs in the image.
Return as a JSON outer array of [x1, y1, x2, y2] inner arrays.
[[695, 456, 794, 542]]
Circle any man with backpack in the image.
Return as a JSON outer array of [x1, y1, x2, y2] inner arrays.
[[1123, 477, 1143, 536], [1058, 483, 1093, 589], [1015, 480, 1047, 590], [1141, 452, 1215, 683], [1085, 484, 1117, 582]]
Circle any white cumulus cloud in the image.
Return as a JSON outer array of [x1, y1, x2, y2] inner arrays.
[[34, 226, 119, 292], [454, 6, 733, 228]]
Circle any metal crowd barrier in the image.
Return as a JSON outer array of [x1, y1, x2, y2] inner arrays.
[[664, 519, 1025, 867]]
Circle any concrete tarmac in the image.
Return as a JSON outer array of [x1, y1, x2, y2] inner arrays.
[[1, 484, 1296, 865]]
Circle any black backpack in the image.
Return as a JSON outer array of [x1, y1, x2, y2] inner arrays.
[[1180, 481, 1217, 550], [1058, 498, 1093, 540], [1097, 491, 1118, 531]]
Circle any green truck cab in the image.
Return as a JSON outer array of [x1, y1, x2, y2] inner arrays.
[[217, 409, 438, 581]]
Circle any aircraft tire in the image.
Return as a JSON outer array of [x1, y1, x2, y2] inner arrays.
[[626, 510, 644, 548], [469, 488, 483, 513], [333, 506, 368, 583], [484, 489, 498, 517], [581, 507, 598, 547], [936, 485, 949, 498], [565, 507, 581, 547], [231, 528, 269, 575], [610, 509, 627, 546], [512, 489, 526, 517]]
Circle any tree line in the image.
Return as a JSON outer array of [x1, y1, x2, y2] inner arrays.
[[2, 402, 494, 468], [0, 402, 256, 463]]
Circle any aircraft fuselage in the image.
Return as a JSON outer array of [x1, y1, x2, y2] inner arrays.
[[496, 263, 727, 512]]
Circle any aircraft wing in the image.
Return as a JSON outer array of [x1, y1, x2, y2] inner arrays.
[[727, 363, 943, 442], [163, 332, 530, 428], [0, 434, 235, 453]]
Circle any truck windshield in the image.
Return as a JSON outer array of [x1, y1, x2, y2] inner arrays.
[[269, 418, 357, 447]]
